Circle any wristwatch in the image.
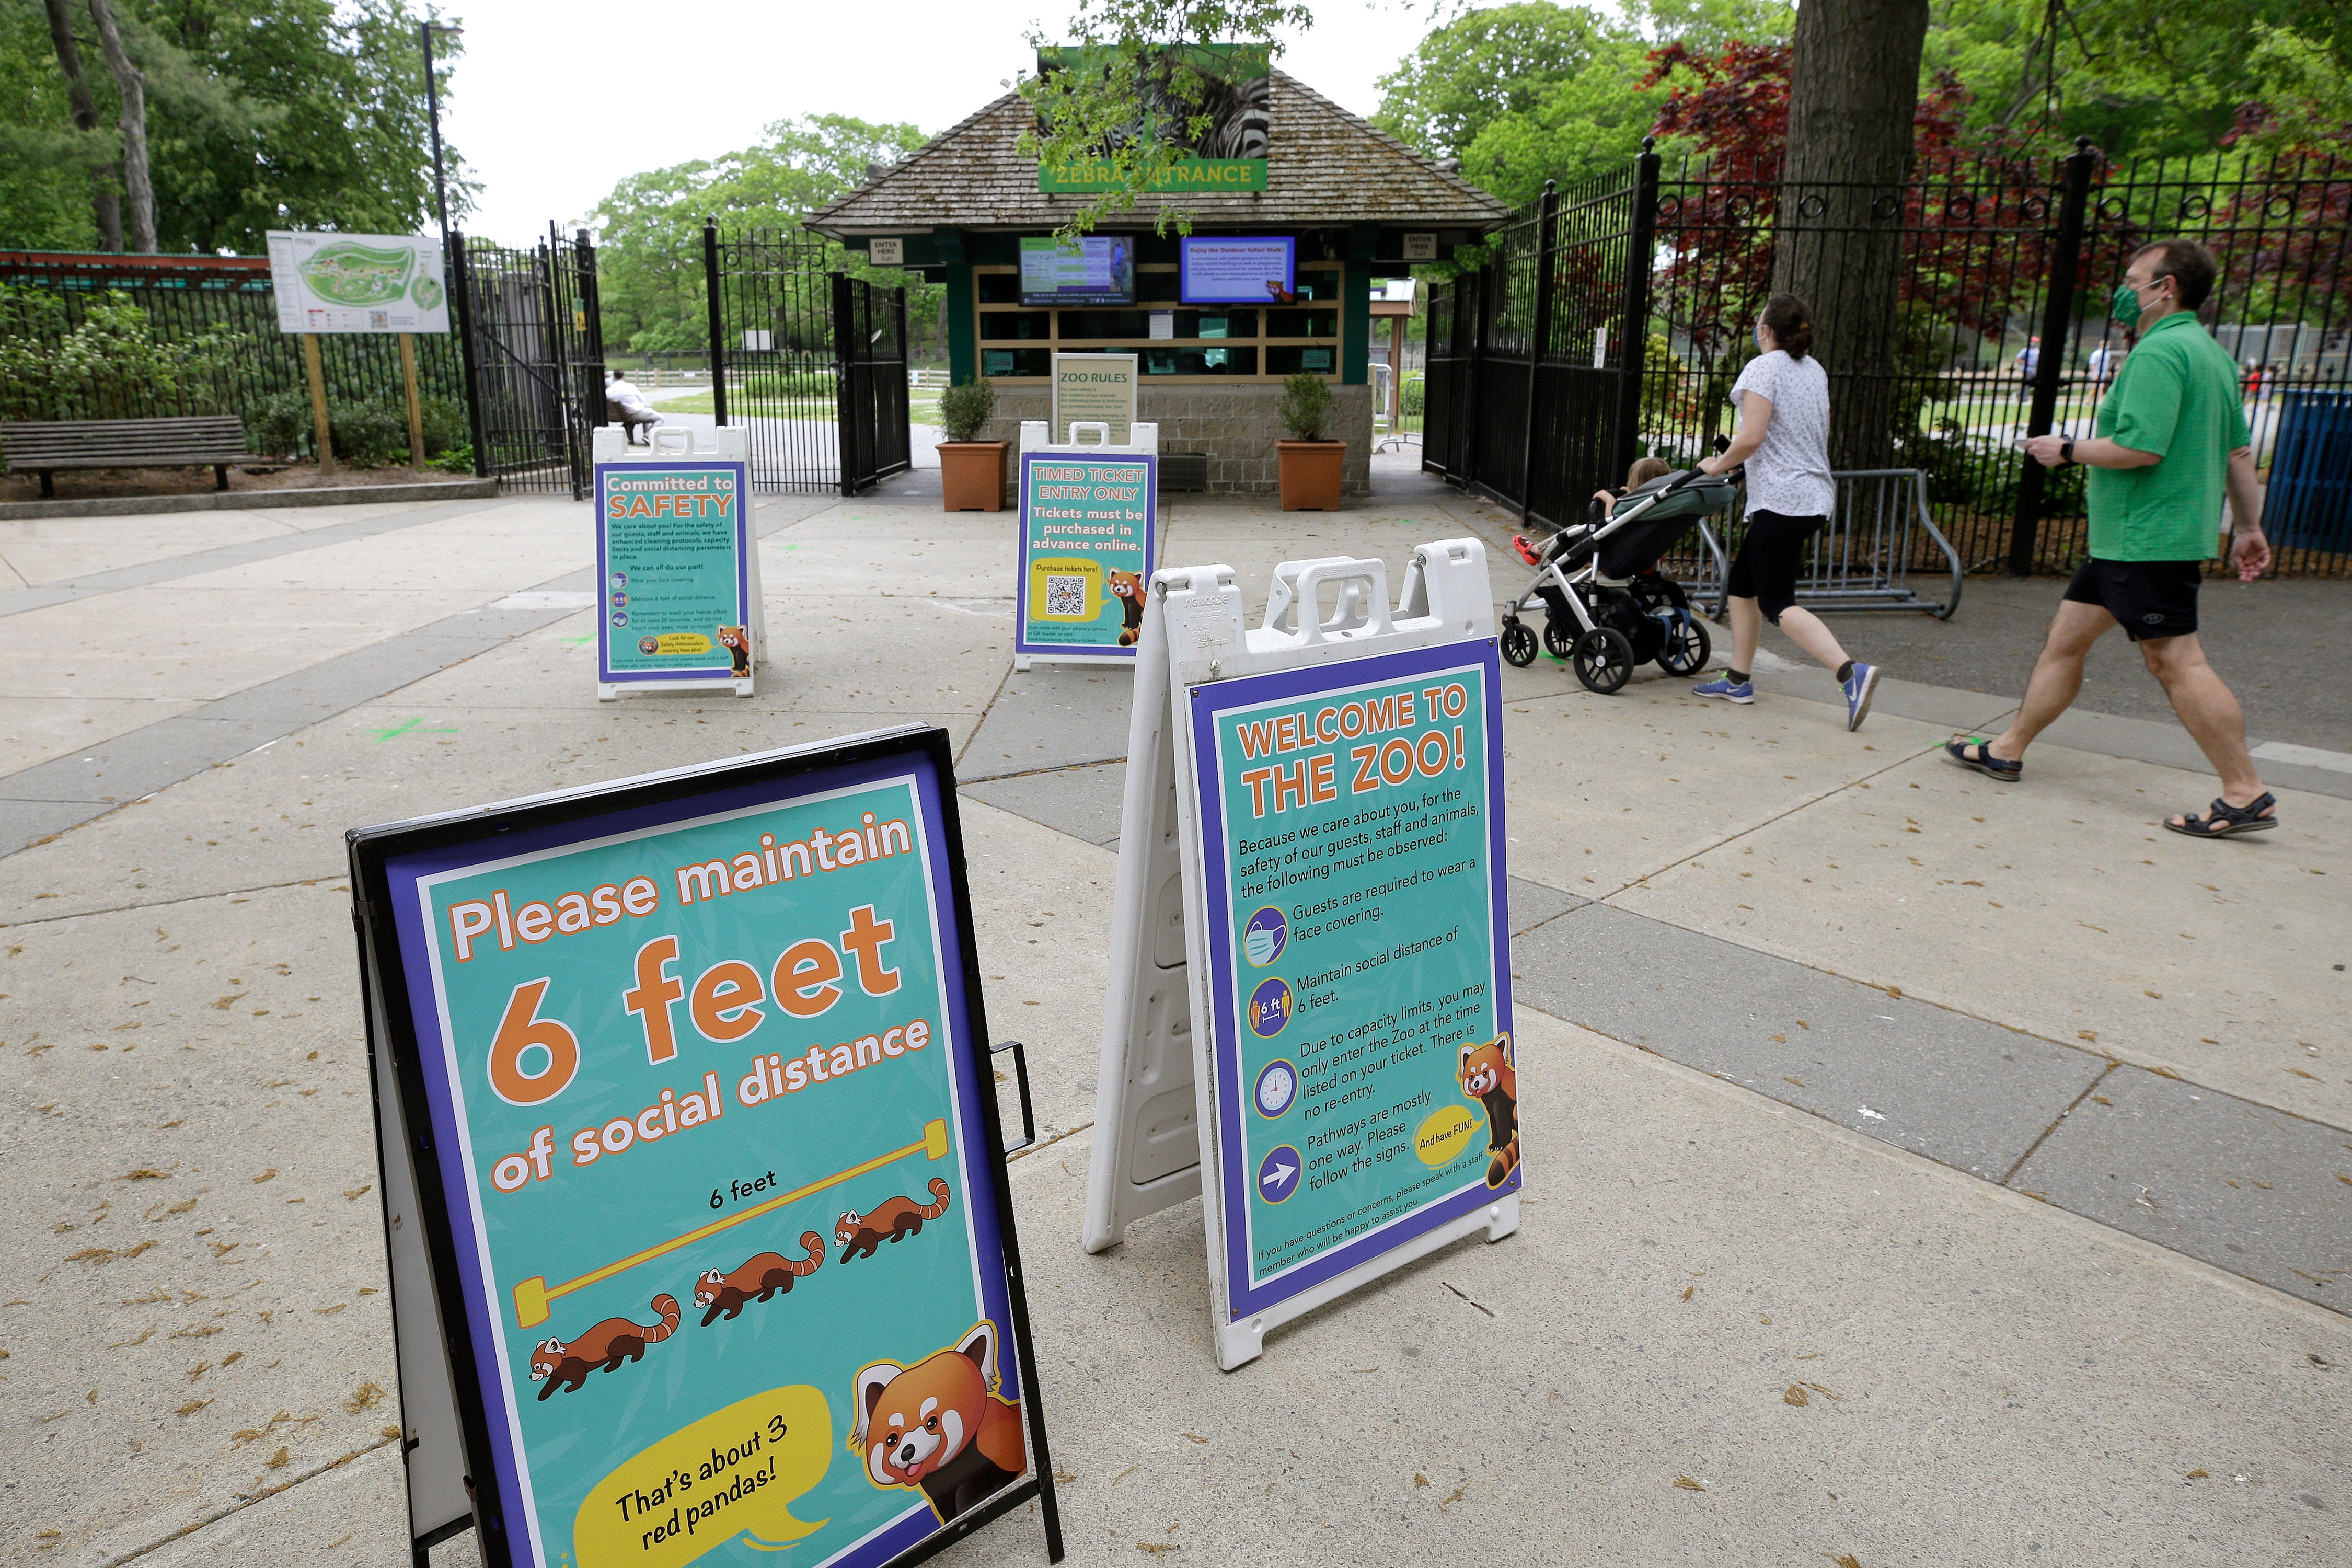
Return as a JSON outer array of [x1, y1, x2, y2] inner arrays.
[[2061, 438, 2076, 465]]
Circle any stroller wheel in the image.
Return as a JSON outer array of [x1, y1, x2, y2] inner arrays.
[[1571, 627, 1635, 695], [1542, 616, 1576, 661], [1655, 609, 1712, 676], [1500, 619, 1539, 668]]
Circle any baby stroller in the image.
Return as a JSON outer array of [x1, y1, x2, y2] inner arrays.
[[1498, 467, 1736, 693]]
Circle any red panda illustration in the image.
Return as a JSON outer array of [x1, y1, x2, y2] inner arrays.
[[694, 1231, 824, 1327], [1108, 571, 1147, 646], [1457, 1033, 1520, 1189], [836, 1178, 951, 1262], [852, 1321, 1027, 1524], [526, 1294, 679, 1398], [715, 624, 751, 678]]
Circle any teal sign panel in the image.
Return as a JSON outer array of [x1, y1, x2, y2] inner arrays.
[[1014, 452, 1156, 660], [1186, 642, 1515, 1318], [351, 729, 1059, 1568], [595, 460, 753, 685]]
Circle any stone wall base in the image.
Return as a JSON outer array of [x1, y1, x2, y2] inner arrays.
[[976, 382, 1373, 502]]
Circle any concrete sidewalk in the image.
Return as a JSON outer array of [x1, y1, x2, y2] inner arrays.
[[1, 481, 2345, 1567]]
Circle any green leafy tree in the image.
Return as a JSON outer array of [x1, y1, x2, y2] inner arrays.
[[2, 0, 471, 255], [1458, 34, 1664, 200], [1017, 1, 1310, 239], [592, 113, 938, 358], [1375, 2, 1650, 161]]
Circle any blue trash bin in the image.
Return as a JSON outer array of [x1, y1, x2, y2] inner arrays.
[[2266, 388, 2352, 553]]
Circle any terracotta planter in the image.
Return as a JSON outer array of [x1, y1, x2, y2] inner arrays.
[[1277, 440, 1345, 511], [937, 441, 1007, 511]]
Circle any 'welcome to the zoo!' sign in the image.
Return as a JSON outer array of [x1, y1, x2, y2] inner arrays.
[[350, 728, 1061, 1568]]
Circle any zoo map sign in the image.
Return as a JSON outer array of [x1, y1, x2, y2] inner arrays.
[[350, 729, 1060, 1567], [266, 229, 449, 333]]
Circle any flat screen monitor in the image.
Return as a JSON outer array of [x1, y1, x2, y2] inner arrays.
[[1020, 236, 1135, 306], [1180, 236, 1296, 304]]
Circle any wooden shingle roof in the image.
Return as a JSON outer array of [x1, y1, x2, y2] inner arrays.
[[806, 70, 1511, 235]]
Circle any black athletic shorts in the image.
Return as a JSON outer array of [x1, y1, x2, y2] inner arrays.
[[1724, 509, 1825, 622], [2063, 558, 2201, 641]]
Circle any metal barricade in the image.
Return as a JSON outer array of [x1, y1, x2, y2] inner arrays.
[[1676, 469, 1964, 619]]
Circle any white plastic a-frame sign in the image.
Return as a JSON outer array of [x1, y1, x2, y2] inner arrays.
[[1083, 541, 1518, 1370]]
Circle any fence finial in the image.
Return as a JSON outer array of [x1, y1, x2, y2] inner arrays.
[[1543, 178, 1557, 195], [1641, 135, 1656, 154]]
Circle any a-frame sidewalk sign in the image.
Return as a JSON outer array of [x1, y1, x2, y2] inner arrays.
[[349, 725, 1062, 1567], [1082, 542, 1520, 1369], [1011, 419, 1159, 672], [592, 425, 765, 701]]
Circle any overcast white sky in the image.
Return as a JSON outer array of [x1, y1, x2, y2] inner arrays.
[[442, 1, 1465, 245]]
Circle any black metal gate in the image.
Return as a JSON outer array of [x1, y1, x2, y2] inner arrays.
[[451, 224, 606, 498], [1427, 140, 2352, 578], [704, 226, 910, 495], [1422, 156, 1656, 532]]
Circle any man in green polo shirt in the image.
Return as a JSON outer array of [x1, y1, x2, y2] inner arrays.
[[1944, 238, 2277, 838]]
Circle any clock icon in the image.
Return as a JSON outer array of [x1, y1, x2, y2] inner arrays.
[[1254, 1059, 1298, 1119]]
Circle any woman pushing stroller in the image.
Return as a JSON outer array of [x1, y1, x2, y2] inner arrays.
[[1690, 294, 1886, 732]]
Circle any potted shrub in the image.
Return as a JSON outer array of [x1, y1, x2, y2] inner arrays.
[[936, 378, 1005, 511], [1276, 372, 1344, 511]]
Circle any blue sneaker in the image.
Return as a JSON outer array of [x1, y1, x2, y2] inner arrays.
[[1692, 674, 1753, 704], [1842, 662, 1882, 731]]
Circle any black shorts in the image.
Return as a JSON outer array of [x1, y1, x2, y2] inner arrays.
[[1724, 509, 1825, 622], [2063, 558, 2201, 641]]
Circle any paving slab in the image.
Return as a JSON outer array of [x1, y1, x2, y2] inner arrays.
[[1512, 902, 2107, 1180], [961, 759, 1127, 845], [0, 881, 412, 1568], [1610, 741, 2352, 1129], [0, 495, 529, 615], [960, 665, 1138, 780], [2008, 1063, 2352, 1312], [0, 695, 206, 779], [927, 1015, 2352, 1567], [0, 701, 981, 922], [1497, 675, 1944, 897], [1506, 873, 1584, 934]]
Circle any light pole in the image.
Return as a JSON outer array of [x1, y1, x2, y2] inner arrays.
[[418, 16, 486, 480], [419, 17, 462, 249]]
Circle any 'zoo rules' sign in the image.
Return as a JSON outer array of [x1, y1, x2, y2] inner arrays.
[[358, 737, 1050, 1568], [1014, 449, 1157, 663]]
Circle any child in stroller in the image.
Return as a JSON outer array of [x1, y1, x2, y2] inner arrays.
[[1498, 456, 1735, 692]]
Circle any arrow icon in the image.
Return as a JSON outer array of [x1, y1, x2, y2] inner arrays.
[[1261, 1160, 1296, 1192]]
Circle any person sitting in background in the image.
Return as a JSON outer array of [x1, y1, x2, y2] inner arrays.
[[605, 371, 661, 445]]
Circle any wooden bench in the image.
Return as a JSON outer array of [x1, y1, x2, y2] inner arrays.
[[1, 416, 256, 498]]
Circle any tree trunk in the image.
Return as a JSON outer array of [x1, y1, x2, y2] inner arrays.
[[1772, 0, 1930, 471], [86, 0, 155, 254], [42, 0, 121, 251]]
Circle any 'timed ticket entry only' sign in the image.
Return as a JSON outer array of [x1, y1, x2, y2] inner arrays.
[[351, 727, 1060, 1568], [1084, 544, 1518, 1369]]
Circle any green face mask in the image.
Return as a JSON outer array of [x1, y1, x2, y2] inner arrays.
[[2111, 280, 2144, 329]]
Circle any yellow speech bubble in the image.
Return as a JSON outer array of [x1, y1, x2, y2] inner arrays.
[[572, 1385, 832, 1566], [1414, 1104, 1479, 1167], [655, 633, 713, 655]]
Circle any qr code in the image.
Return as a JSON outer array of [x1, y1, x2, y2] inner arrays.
[[1045, 574, 1086, 616]]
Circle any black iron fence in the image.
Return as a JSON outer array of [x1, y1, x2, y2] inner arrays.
[[704, 225, 910, 495], [1426, 141, 2352, 579], [0, 249, 467, 444]]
